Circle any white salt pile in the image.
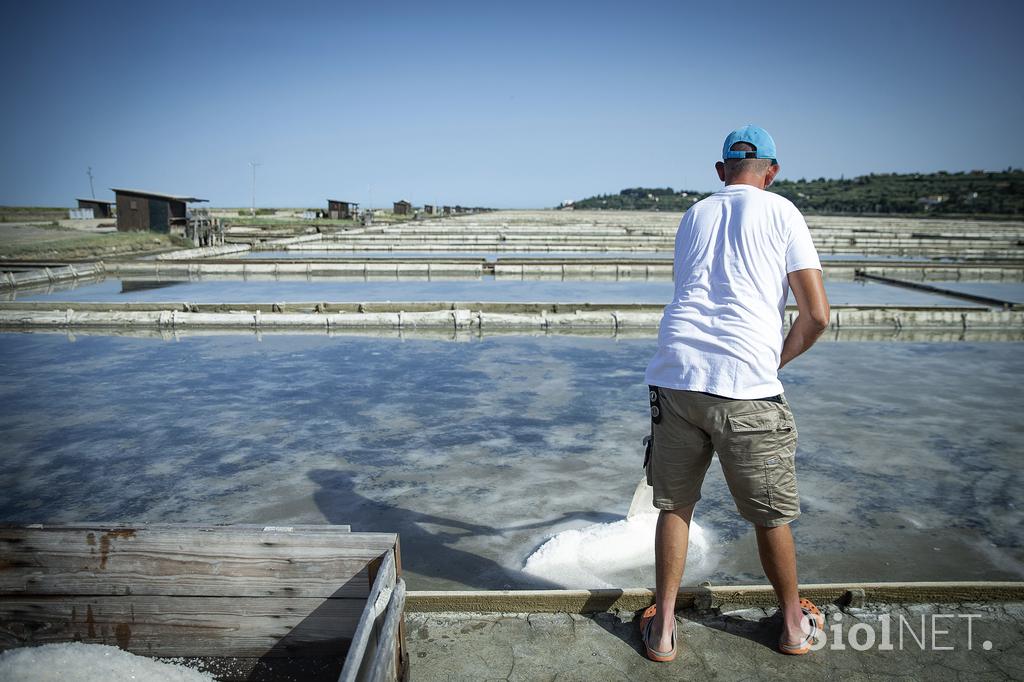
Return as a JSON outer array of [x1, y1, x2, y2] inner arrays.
[[0, 643, 213, 682], [523, 505, 715, 588]]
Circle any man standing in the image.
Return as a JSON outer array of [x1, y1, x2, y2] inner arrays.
[[640, 125, 830, 660]]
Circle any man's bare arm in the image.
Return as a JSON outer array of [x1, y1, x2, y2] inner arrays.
[[780, 268, 830, 369]]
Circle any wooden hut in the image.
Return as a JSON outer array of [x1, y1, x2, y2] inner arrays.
[[393, 200, 412, 215], [327, 199, 358, 220], [111, 189, 206, 233], [76, 198, 114, 219]]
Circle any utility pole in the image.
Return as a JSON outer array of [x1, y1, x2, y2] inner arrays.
[[250, 161, 261, 217], [87, 167, 95, 199]]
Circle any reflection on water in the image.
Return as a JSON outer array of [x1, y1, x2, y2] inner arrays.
[[925, 281, 1024, 303], [0, 333, 1021, 589], [119, 280, 181, 294], [239, 250, 673, 260], [10, 277, 974, 306], [819, 254, 939, 262]]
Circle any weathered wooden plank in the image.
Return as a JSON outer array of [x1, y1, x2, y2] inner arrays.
[[3, 566, 374, 600], [366, 579, 407, 682], [338, 550, 396, 682], [0, 524, 404, 663], [0, 526, 396, 598], [0, 596, 364, 658]]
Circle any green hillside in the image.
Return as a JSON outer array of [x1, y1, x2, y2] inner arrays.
[[569, 169, 1024, 217]]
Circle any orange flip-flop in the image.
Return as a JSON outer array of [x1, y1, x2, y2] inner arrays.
[[639, 605, 677, 662], [778, 598, 825, 655]]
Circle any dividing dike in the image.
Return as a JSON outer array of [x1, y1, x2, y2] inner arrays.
[[0, 301, 1019, 331]]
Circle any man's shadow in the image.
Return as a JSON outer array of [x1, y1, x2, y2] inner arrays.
[[583, 600, 787, 665], [704, 609, 787, 648], [308, 468, 619, 590]]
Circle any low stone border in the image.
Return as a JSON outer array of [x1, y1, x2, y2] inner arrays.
[[0, 305, 1019, 331], [406, 582, 1024, 614], [0, 262, 105, 290]]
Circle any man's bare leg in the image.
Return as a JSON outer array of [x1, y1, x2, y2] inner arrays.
[[754, 524, 808, 645], [650, 503, 695, 652]]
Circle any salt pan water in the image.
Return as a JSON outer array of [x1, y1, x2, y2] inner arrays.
[[0, 333, 1020, 589]]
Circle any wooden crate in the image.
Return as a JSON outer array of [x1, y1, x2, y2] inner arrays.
[[0, 523, 407, 681]]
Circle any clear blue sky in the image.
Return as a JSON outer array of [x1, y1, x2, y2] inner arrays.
[[1, 0, 1021, 208]]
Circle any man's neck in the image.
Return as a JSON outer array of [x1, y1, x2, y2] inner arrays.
[[725, 178, 766, 190]]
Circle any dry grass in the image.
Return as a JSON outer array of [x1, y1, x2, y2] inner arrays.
[[0, 206, 69, 223], [0, 228, 188, 260]]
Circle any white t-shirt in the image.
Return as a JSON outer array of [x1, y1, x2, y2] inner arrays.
[[644, 184, 821, 399]]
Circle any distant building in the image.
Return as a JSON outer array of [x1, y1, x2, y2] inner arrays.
[[917, 195, 947, 208], [442, 205, 452, 216], [76, 198, 114, 219], [327, 199, 358, 220], [393, 200, 412, 215], [423, 204, 435, 214], [111, 188, 207, 233]]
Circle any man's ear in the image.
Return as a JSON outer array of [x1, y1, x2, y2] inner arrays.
[[715, 161, 726, 182], [764, 164, 780, 188]]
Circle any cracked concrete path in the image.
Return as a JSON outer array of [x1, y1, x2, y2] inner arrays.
[[406, 602, 1024, 681]]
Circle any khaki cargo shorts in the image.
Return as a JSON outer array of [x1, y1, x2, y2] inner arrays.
[[646, 386, 800, 527]]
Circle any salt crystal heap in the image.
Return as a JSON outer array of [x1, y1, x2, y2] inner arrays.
[[0, 643, 213, 682]]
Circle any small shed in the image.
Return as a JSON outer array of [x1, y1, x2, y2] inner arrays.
[[393, 200, 412, 215], [442, 205, 452, 216], [327, 199, 358, 220], [111, 189, 207, 233], [76, 198, 114, 219], [423, 204, 435, 215]]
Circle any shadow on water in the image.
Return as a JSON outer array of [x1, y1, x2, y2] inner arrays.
[[246, 470, 652, 681], [309, 468, 619, 590]]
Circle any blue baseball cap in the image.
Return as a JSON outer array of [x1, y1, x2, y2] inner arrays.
[[722, 125, 778, 164]]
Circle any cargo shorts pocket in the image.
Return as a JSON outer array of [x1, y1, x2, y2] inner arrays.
[[764, 454, 799, 516], [725, 407, 797, 458], [728, 409, 785, 432]]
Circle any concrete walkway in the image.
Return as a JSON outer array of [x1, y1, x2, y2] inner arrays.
[[406, 601, 1024, 681]]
